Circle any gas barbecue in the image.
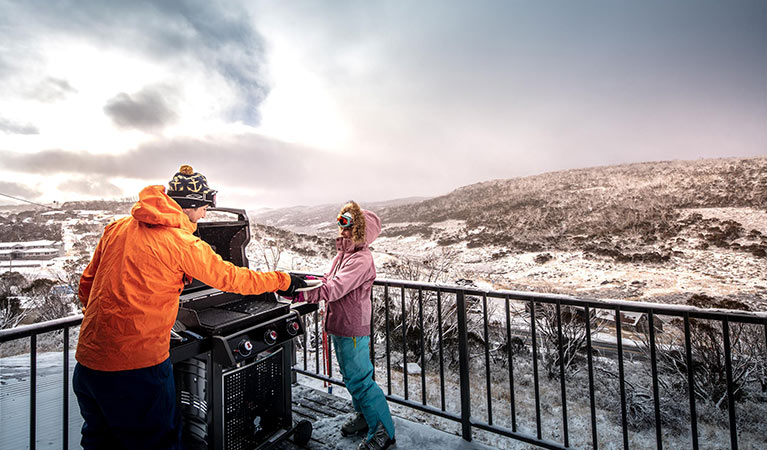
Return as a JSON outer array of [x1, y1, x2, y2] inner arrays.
[[169, 208, 317, 450]]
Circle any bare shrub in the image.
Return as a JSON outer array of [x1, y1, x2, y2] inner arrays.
[[534, 303, 605, 379], [640, 317, 766, 408], [594, 363, 689, 432], [0, 271, 28, 329], [0, 294, 26, 329], [374, 248, 490, 369]]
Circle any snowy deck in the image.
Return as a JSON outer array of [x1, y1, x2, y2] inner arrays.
[[0, 352, 495, 450]]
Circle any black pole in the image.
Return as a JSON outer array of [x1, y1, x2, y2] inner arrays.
[[530, 300, 542, 439], [648, 311, 662, 450], [722, 319, 738, 450], [585, 305, 598, 449], [683, 314, 699, 450], [616, 307, 629, 450], [456, 291, 472, 441], [63, 327, 69, 450]]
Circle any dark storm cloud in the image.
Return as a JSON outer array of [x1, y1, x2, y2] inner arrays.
[[57, 178, 122, 197], [25, 77, 77, 102], [1, 0, 268, 124], [0, 117, 39, 135], [0, 182, 41, 199], [104, 85, 178, 132]]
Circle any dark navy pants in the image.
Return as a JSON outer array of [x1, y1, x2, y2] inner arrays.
[[73, 358, 181, 450]]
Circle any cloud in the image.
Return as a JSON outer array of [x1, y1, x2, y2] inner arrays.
[[104, 85, 178, 132], [0, 132, 408, 206], [0, 181, 42, 199], [57, 178, 122, 197], [0, 0, 269, 124], [25, 77, 77, 102], [0, 132, 343, 189], [0, 117, 39, 135]]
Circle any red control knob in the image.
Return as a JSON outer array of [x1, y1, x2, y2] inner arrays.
[[287, 321, 300, 336], [264, 329, 278, 345], [237, 339, 253, 357]]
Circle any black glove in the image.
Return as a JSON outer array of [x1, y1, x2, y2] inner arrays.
[[277, 273, 307, 298]]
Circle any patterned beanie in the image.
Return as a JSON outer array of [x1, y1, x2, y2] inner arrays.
[[167, 165, 217, 209]]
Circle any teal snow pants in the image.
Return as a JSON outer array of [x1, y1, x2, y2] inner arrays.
[[331, 335, 395, 440]]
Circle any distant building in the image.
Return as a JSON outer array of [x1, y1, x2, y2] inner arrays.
[[0, 240, 65, 261], [595, 309, 663, 332]]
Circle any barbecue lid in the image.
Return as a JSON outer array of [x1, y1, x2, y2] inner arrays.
[[183, 207, 251, 294]]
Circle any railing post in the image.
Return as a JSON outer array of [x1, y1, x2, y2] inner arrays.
[[63, 327, 70, 450], [370, 289, 376, 382], [722, 318, 738, 450], [456, 290, 472, 441]]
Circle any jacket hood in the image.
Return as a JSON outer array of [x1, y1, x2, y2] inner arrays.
[[336, 209, 381, 253], [131, 185, 196, 232], [362, 210, 381, 245]]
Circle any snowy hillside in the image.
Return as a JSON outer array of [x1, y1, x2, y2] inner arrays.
[[251, 157, 767, 309]]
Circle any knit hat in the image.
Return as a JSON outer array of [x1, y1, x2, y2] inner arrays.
[[167, 165, 217, 209]]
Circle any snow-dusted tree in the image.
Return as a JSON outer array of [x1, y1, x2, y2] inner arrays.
[[24, 278, 75, 322], [0, 294, 26, 329], [61, 255, 91, 308], [0, 272, 28, 329]]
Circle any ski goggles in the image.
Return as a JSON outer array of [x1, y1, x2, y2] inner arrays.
[[337, 212, 354, 228]]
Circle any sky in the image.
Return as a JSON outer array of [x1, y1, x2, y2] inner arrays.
[[0, 0, 765, 209]]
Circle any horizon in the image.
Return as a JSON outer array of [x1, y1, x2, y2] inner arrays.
[[1, 1, 765, 209], [1, 155, 763, 213]]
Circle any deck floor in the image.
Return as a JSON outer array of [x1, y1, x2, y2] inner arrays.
[[0, 352, 500, 449], [281, 383, 500, 450]]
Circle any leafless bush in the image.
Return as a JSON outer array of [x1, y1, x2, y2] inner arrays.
[[0, 295, 26, 329], [639, 317, 766, 408], [534, 303, 605, 379], [374, 248, 490, 368], [594, 364, 689, 432], [1, 271, 28, 329]]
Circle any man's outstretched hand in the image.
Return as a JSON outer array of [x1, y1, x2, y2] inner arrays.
[[277, 273, 308, 297]]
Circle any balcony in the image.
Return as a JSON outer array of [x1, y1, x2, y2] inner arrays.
[[1, 278, 766, 449]]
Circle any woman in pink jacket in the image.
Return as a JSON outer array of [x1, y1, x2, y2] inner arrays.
[[303, 201, 395, 450]]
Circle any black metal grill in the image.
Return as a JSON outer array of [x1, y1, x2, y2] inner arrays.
[[169, 208, 316, 450]]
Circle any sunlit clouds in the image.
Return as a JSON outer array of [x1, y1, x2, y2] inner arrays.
[[0, 1, 764, 208]]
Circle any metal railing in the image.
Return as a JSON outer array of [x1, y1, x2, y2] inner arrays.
[[294, 278, 767, 450], [2, 279, 766, 449], [0, 315, 83, 450]]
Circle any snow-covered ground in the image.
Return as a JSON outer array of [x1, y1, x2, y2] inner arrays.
[[373, 207, 767, 310]]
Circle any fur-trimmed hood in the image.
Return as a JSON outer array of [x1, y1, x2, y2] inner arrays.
[[362, 210, 381, 245], [336, 209, 380, 253]]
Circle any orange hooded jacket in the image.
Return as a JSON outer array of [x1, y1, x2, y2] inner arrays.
[[76, 185, 290, 371]]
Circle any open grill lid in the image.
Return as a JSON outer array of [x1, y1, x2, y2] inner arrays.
[[181, 207, 251, 296], [177, 207, 289, 335]]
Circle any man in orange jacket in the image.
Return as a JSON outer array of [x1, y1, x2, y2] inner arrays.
[[73, 165, 305, 449]]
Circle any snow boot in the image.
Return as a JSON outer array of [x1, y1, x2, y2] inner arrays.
[[357, 422, 395, 450], [341, 412, 367, 437]]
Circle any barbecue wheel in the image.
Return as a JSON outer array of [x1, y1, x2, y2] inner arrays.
[[293, 420, 312, 446]]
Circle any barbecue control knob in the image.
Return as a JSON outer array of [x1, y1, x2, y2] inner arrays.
[[264, 330, 278, 345], [237, 339, 254, 357], [287, 321, 300, 336]]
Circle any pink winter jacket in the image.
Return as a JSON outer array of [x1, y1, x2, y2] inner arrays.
[[305, 210, 381, 337]]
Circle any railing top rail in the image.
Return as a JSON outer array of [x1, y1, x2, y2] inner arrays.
[[373, 277, 767, 323], [0, 314, 83, 343], [2, 276, 764, 343]]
